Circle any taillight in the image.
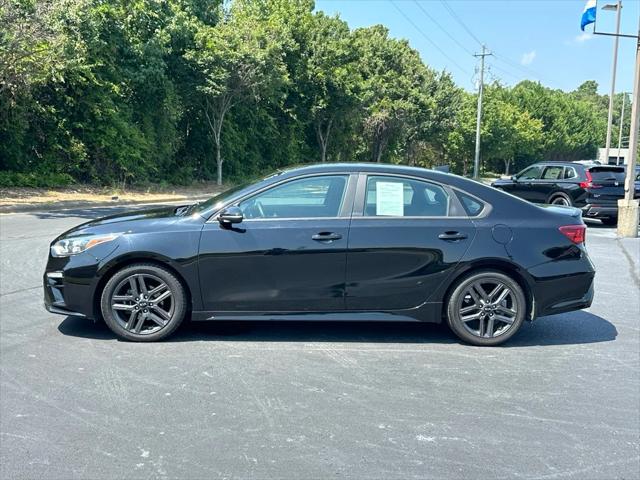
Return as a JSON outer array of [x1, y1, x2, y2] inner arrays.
[[579, 170, 602, 189], [559, 225, 586, 244]]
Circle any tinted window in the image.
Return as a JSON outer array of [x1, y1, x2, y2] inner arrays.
[[589, 167, 626, 183], [240, 175, 348, 219], [564, 167, 578, 179], [517, 165, 543, 180], [364, 176, 449, 217], [542, 166, 563, 180], [457, 191, 485, 216]]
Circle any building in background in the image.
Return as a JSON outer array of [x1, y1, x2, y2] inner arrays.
[[598, 147, 630, 165]]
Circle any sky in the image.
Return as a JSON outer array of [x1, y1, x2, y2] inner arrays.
[[314, 0, 639, 94]]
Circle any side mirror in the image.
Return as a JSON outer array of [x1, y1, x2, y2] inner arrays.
[[511, 175, 518, 182], [218, 206, 243, 225]]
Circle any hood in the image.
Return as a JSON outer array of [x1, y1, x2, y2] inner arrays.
[[56, 205, 197, 240]]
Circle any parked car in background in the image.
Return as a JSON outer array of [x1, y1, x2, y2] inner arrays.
[[491, 161, 639, 225], [44, 163, 595, 346]]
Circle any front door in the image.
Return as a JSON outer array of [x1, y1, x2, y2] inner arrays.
[[345, 175, 476, 311], [198, 174, 354, 312], [512, 165, 544, 202]]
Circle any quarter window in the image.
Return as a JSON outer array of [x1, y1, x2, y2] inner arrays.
[[457, 191, 485, 217], [364, 176, 450, 217], [239, 175, 348, 219], [564, 167, 578, 179]]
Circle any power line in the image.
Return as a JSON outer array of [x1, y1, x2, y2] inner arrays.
[[493, 53, 549, 82], [439, 0, 483, 47], [438, 0, 550, 83], [412, 0, 475, 56], [390, 0, 472, 76], [487, 61, 527, 82]]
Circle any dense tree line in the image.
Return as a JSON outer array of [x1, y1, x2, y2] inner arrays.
[[0, 0, 632, 187]]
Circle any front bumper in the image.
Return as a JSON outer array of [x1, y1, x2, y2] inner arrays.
[[43, 270, 89, 318]]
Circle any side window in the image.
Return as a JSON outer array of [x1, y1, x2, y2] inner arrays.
[[564, 167, 578, 179], [239, 175, 348, 219], [517, 165, 543, 180], [364, 176, 449, 217], [456, 191, 485, 217], [541, 166, 564, 180]]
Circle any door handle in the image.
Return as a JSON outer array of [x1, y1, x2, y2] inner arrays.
[[312, 232, 343, 242], [438, 231, 468, 241]]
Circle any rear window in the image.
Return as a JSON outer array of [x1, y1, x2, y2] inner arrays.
[[589, 167, 626, 183]]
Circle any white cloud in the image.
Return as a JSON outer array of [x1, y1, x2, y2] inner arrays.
[[566, 32, 594, 46], [521, 50, 536, 66], [575, 32, 593, 43]]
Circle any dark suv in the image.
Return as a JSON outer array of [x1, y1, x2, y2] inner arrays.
[[492, 161, 638, 225]]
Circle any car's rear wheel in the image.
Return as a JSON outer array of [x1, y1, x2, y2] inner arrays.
[[601, 217, 617, 226], [549, 194, 572, 207], [100, 264, 187, 342], [446, 271, 526, 346]]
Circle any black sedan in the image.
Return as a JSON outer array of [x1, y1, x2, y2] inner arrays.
[[44, 163, 595, 346]]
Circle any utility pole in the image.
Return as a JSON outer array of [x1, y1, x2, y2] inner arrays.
[[473, 45, 491, 179], [616, 92, 626, 165], [603, 1, 622, 164]]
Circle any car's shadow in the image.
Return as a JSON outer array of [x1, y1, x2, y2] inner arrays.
[[58, 310, 617, 347]]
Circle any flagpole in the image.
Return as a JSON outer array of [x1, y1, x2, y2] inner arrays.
[[603, 1, 622, 165]]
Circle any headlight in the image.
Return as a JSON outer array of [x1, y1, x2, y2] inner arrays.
[[51, 234, 121, 257]]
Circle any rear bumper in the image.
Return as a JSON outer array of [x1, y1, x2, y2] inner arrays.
[[535, 279, 594, 317], [581, 204, 617, 219]]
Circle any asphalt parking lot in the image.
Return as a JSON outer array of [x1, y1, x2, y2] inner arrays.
[[1, 205, 639, 479]]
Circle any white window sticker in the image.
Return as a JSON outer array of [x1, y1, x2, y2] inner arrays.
[[376, 181, 404, 216]]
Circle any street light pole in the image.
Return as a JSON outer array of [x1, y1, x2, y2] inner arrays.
[[603, 1, 622, 164], [616, 92, 626, 165], [617, 19, 640, 238]]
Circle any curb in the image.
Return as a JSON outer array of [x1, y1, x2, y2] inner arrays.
[[0, 195, 211, 215]]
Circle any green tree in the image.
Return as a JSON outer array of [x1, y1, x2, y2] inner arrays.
[[186, 1, 288, 185], [302, 12, 359, 162]]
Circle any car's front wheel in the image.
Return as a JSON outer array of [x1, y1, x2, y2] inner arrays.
[[100, 264, 187, 341], [446, 271, 526, 346]]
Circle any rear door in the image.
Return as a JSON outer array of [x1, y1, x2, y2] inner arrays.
[[344, 174, 476, 311], [537, 165, 565, 202]]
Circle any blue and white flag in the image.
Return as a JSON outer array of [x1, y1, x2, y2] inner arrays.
[[581, 0, 597, 31]]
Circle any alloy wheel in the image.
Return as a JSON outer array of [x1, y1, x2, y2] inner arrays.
[[110, 273, 174, 335], [551, 197, 570, 206], [457, 279, 518, 339]]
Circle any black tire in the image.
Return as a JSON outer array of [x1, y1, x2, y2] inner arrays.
[[446, 270, 526, 346], [601, 217, 617, 226], [548, 193, 573, 207], [100, 263, 187, 342]]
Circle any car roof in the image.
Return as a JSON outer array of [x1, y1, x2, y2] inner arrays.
[[275, 162, 482, 190], [279, 162, 440, 175]]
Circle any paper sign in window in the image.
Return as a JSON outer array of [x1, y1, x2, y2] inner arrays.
[[376, 181, 404, 216]]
